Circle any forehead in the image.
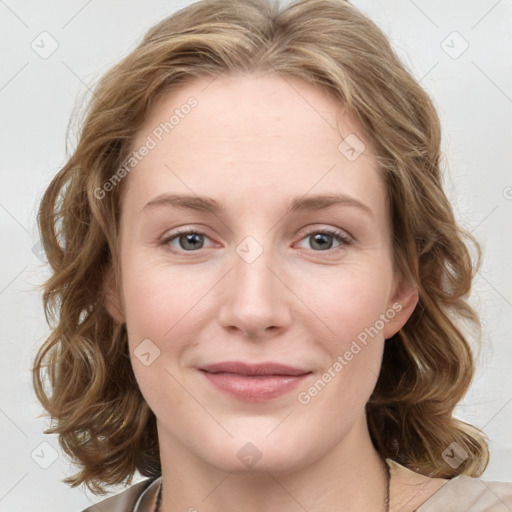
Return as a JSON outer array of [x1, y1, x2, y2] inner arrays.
[[124, 73, 385, 216]]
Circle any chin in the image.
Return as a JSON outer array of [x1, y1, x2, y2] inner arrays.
[[190, 425, 322, 476]]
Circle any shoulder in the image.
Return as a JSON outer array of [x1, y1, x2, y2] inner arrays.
[[387, 459, 512, 512], [417, 475, 512, 511], [80, 477, 161, 512]]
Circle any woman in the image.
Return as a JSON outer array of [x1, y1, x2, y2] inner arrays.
[[33, 0, 512, 511]]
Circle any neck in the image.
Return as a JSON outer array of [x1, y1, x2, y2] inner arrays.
[[156, 415, 390, 512]]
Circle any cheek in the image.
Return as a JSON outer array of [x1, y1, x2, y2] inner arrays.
[[296, 267, 392, 407], [303, 266, 394, 349], [120, 252, 218, 400], [120, 254, 197, 415], [121, 252, 205, 340]]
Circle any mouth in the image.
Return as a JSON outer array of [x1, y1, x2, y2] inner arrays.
[[198, 361, 312, 402]]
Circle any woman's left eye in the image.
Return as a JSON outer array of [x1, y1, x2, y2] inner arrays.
[[295, 228, 352, 252], [160, 227, 352, 254]]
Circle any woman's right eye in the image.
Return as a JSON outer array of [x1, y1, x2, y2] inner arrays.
[[161, 229, 214, 252]]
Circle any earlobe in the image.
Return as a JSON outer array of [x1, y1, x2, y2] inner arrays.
[[383, 282, 419, 340], [103, 266, 125, 325]]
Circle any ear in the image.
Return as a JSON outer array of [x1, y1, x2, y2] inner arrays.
[[103, 265, 125, 325], [382, 279, 419, 340]]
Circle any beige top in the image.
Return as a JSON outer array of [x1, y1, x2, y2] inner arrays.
[[82, 460, 512, 512]]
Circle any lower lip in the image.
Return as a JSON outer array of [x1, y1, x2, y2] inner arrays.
[[200, 371, 311, 402]]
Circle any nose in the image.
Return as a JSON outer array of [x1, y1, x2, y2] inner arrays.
[[217, 240, 292, 339]]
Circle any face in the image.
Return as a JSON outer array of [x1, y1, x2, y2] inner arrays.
[[106, 73, 417, 474]]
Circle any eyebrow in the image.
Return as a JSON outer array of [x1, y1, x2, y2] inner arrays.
[[141, 192, 373, 217]]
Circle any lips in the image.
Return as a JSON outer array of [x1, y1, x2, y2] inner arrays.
[[199, 361, 312, 402], [200, 361, 310, 377]]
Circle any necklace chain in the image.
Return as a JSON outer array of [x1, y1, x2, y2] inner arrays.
[[384, 457, 391, 512], [153, 477, 162, 512], [153, 458, 391, 512]]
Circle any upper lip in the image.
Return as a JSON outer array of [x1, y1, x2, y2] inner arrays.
[[199, 361, 311, 376]]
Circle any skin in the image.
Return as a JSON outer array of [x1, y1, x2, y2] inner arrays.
[[106, 73, 448, 511]]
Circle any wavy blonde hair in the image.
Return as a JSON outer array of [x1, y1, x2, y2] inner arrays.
[[33, 0, 489, 494]]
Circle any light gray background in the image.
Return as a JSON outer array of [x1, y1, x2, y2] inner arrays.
[[1, 0, 511, 510]]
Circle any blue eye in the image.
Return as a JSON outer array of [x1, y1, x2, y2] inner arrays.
[[298, 229, 352, 251], [162, 229, 210, 251]]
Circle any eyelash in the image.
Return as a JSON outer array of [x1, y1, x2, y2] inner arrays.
[[160, 227, 353, 254]]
